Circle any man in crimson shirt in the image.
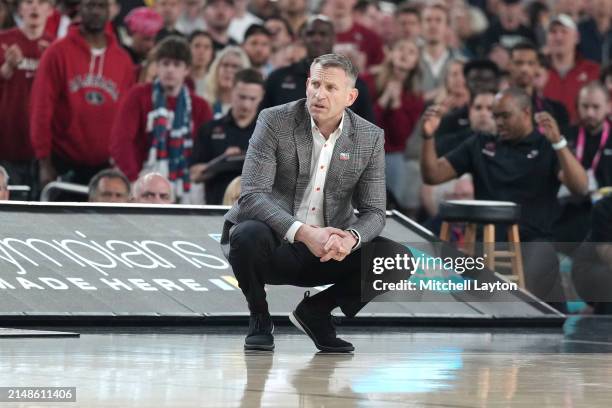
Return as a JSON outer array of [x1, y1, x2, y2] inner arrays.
[[322, 0, 384, 69], [0, 0, 53, 195], [543, 14, 600, 124], [111, 36, 212, 202]]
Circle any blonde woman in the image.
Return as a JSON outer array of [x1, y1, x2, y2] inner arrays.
[[203, 46, 250, 119]]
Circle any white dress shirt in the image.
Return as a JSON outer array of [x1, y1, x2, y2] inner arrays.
[[284, 114, 362, 249]]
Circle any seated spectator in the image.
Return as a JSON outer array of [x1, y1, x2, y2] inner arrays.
[[435, 59, 500, 139], [508, 41, 569, 130], [189, 30, 215, 98], [322, 0, 384, 68], [111, 36, 213, 201], [154, 0, 183, 40], [471, 0, 535, 58], [132, 172, 174, 204], [419, 2, 463, 101], [420, 88, 589, 310], [176, 0, 206, 36], [203, 45, 250, 118], [362, 37, 424, 212], [228, 0, 262, 42], [578, 0, 612, 65], [543, 14, 600, 123], [0, 0, 15, 30], [277, 0, 307, 35], [241, 24, 272, 77], [572, 194, 612, 314], [264, 15, 293, 52], [0, 0, 53, 197], [0, 164, 9, 200], [352, 0, 383, 37], [222, 175, 240, 205], [260, 15, 375, 124], [393, 2, 421, 44], [434, 59, 470, 110], [554, 82, 612, 246], [88, 168, 130, 203], [30, 0, 135, 190], [203, 0, 238, 51], [123, 6, 164, 65], [190, 68, 263, 204]]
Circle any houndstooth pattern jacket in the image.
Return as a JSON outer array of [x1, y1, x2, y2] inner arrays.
[[221, 98, 386, 252]]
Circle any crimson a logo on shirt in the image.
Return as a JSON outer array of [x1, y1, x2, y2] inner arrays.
[[69, 74, 120, 102]]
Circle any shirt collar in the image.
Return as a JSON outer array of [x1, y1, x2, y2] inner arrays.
[[310, 112, 345, 140]]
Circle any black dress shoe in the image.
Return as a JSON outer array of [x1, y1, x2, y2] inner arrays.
[[245, 313, 274, 351], [289, 292, 354, 353]]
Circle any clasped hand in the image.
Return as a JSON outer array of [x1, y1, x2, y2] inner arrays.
[[296, 225, 357, 263]]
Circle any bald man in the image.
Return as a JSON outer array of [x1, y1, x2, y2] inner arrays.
[[132, 172, 174, 204], [420, 87, 588, 311]]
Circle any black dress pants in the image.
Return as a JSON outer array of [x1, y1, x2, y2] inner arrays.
[[227, 219, 412, 317]]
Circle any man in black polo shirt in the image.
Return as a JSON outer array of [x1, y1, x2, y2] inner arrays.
[[508, 41, 570, 130], [421, 87, 588, 309], [190, 68, 264, 204], [259, 14, 375, 123], [555, 81, 612, 244]]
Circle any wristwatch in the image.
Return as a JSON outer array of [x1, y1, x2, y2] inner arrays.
[[552, 136, 568, 151]]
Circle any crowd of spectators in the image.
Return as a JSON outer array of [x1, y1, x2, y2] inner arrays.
[[0, 0, 611, 308]]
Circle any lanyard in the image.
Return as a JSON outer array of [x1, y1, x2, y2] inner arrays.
[[576, 121, 610, 172]]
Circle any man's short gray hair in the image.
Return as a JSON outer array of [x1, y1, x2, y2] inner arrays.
[[0, 165, 8, 186], [311, 53, 358, 87]]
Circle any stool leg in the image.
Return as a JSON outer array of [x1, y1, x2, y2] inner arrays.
[[463, 223, 476, 256], [507, 224, 526, 289], [483, 224, 496, 270], [440, 222, 451, 242]]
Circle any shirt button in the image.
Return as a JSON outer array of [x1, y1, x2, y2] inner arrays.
[[324, 144, 327, 147], [320, 165, 325, 169], [311, 207, 316, 211], [316, 187, 320, 191]]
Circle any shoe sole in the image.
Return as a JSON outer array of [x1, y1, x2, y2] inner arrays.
[[289, 311, 354, 353], [244, 344, 274, 351]]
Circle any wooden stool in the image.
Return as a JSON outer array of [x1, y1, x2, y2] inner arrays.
[[438, 199, 525, 288]]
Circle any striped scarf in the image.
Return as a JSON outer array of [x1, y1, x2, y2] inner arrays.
[[144, 79, 193, 198]]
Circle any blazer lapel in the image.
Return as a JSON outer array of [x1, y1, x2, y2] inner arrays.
[[293, 104, 313, 213]]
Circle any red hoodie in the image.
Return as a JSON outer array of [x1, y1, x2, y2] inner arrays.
[[30, 25, 135, 166]]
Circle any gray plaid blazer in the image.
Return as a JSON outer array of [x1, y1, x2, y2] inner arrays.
[[221, 98, 386, 254]]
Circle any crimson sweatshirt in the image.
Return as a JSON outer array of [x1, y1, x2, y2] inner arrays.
[[362, 73, 425, 153], [30, 25, 135, 166], [110, 83, 213, 181]]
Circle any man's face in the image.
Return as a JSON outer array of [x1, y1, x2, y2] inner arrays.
[[0, 175, 8, 201], [190, 35, 214, 69], [396, 12, 421, 40], [19, 0, 52, 28], [510, 49, 538, 89], [492, 94, 531, 140], [547, 24, 578, 56], [218, 53, 244, 89], [306, 64, 357, 125], [157, 58, 190, 90], [136, 176, 172, 204], [131, 33, 156, 57], [302, 20, 334, 59], [203, 0, 236, 32], [469, 93, 496, 133], [578, 88, 610, 132], [499, 3, 522, 30], [265, 19, 293, 49], [80, 0, 109, 34], [465, 68, 498, 93], [422, 7, 447, 44], [155, 0, 181, 27], [231, 81, 264, 122], [243, 33, 271, 67], [91, 177, 130, 203]]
